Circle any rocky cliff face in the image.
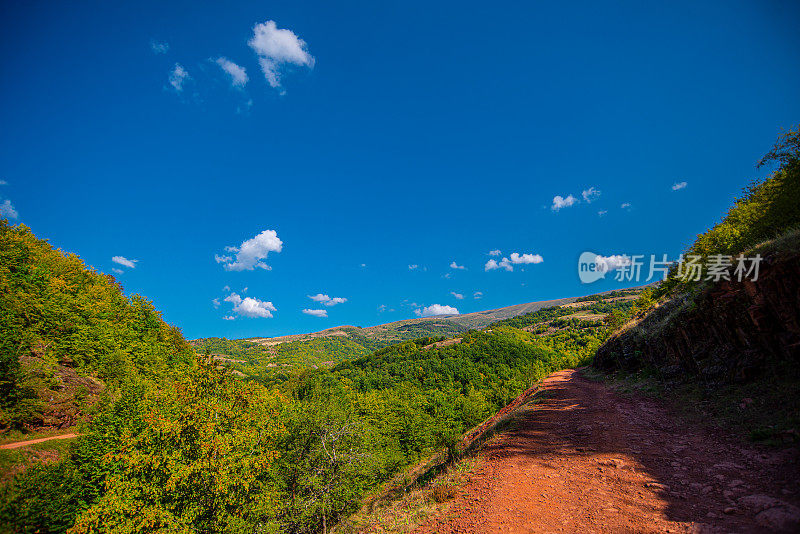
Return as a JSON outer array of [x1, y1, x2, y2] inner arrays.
[[594, 251, 800, 384]]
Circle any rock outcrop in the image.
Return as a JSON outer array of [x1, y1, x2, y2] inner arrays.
[[594, 250, 800, 384]]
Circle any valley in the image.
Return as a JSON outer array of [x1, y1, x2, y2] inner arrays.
[[1, 127, 798, 533]]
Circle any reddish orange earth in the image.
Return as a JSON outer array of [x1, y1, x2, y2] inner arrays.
[[414, 369, 800, 533], [0, 433, 79, 450]]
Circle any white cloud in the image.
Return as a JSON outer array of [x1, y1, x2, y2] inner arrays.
[[474, 291, 483, 299], [672, 181, 688, 191], [151, 40, 169, 54], [450, 261, 466, 270], [414, 304, 460, 317], [408, 264, 419, 270], [112, 256, 137, 269], [217, 229, 282, 271], [248, 20, 314, 91], [224, 292, 276, 318], [377, 304, 387, 313], [222, 285, 231, 292], [551, 194, 578, 211], [450, 291, 464, 300], [0, 180, 7, 185], [488, 249, 501, 256], [598, 210, 608, 217], [212, 298, 221, 308], [0, 199, 18, 219], [509, 252, 543, 265], [112, 268, 124, 275], [360, 263, 366, 268], [325, 297, 347, 307], [582, 187, 601, 203], [621, 202, 631, 209], [223, 315, 236, 321], [302, 308, 328, 318], [215, 57, 248, 87], [169, 63, 189, 92], [308, 293, 346, 307], [485, 258, 513, 272], [486, 252, 541, 271]]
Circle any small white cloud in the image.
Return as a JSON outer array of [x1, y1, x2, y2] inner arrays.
[[112, 256, 137, 269], [223, 315, 236, 321], [212, 298, 221, 308], [509, 252, 543, 265], [485, 258, 513, 272], [217, 229, 283, 271], [215, 57, 248, 87], [598, 210, 608, 217], [111, 268, 124, 275], [360, 263, 366, 268], [0, 199, 18, 219], [414, 304, 460, 317], [672, 181, 688, 191], [450, 291, 464, 300], [224, 292, 276, 319], [408, 264, 419, 270], [450, 261, 466, 270], [0, 180, 7, 185], [222, 285, 231, 292], [248, 20, 314, 91], [552, 194, 578, 211], [582, 187, 601, 203], [308, 293, 346, 306], [486, 252, 539, 271], [151, 40, 169, 54], [473, 291, 483, 299], [621, 202, 631, 209], [377, 304, 387, 313], [169, 63, 189, 92], [488, 249, 501, 256], [302, 308, 328, 318]]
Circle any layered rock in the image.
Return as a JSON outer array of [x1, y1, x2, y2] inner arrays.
[[594, 251, 800, 384]]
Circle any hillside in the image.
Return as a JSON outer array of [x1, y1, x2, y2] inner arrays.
[[0, 221, 193, 432], [594, 126, 800, 442], [190, 291, 642, 372]]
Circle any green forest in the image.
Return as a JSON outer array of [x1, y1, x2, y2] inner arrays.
[[1, 126, 796, 533], [0, 217, 638, 532]]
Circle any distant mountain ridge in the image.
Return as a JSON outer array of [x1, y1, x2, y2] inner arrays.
[[243, 294, 626, 347]]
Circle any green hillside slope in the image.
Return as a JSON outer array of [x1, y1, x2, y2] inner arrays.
[[0, 221, 193, 430]]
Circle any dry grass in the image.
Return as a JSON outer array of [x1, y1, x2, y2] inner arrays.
[[337, 457, 478, 533]]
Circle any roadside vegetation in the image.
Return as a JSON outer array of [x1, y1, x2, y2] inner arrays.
[[0, 217, 636, 533], [594, 125, 800, 446]]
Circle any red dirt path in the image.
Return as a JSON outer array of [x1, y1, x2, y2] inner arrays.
[[0, 433, 79, 450], [414, 369, 800, 533]]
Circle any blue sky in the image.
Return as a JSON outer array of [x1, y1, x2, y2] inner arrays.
[[1, 1, 798, 339]]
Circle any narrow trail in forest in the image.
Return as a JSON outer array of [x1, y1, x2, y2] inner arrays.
[[414, 369, 800, 533], [0, 433, 79, 450]]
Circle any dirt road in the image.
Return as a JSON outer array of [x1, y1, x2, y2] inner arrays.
[[0, 433, 79, 450], [415, 369, 800, 533]]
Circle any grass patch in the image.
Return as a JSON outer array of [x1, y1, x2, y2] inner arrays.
[[338, 457, 478, 533], [0, 436, 72, 485]]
